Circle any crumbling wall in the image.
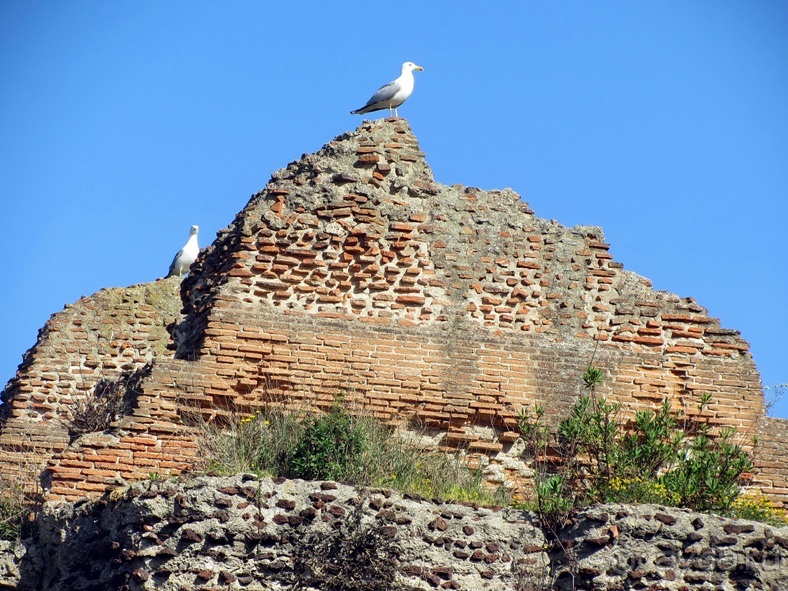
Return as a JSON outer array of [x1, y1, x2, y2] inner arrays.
[[170, 118, 767, 496], [0, 280, 185, 495], [1, 119, 784, 507]]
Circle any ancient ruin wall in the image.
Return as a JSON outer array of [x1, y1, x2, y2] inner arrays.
[[0, 281, 186, 493], [170, 118, 766, 484], [752, 417, 788, 504], [1, 475, 787, 591], [1, 119, 785, 506]]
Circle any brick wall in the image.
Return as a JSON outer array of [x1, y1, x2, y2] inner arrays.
[[753, 417, 788, 506], [1, 118, 785, 506], [0, 281, 186, 496]]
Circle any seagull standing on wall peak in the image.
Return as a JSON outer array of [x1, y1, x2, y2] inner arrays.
[[351, 61, 424, 118], [167, 225, 199, 278]]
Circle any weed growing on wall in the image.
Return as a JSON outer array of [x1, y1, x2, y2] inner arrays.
[[199, 407, 303, 477], [197, 399, 508, 506], [0, 438, 44, 541], [289, 403, 368, 481], [0, 481, 28, 540], [518, 367, 756, 533], [68, 364, 150, 440]]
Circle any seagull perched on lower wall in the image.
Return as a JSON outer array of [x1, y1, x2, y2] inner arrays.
[[351, 61, 424, 118], [167, 225, 199, 278]]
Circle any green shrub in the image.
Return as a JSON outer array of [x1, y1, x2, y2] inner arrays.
[[659, 425, 753, 513], [581, 365, 604, 390], [535, 475, 573, 519], [0, 490, 23, 540], [558, 393, 619, 502], [288, 404, 367, 481], [517, 403, 550, 460], [519, 366, 756, 525], [617, 399, 684, 479]]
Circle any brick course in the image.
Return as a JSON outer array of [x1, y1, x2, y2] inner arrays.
[[1, 119, 785, 506]]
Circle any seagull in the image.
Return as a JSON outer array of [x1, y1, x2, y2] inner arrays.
[[167, 225, 199, 277], [351, 61, 424, 118]]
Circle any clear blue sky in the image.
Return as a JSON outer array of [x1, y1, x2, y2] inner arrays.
[[2, 2, 786, 417]]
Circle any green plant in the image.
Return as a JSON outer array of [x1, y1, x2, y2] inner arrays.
[[517, 403, 550, 461], [659, 425, 753, 513], [558, 393, 619, 501], [604, 477, 679, 505], [617, 399, 684, 478], [534, 475, 573, 523], [198, 407, 304, 477], [519, 365, 756, 525], [362, 423, 508, 505], [0, 483, 25, 540], [288, 403, 367, 481], [581, 366, 604, 390]]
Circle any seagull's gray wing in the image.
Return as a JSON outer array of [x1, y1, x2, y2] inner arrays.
[[167, 248, 186, 277], [352, 80, 403, 114], [364, 80, 401, 107]]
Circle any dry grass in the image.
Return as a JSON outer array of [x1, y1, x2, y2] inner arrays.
[[194, 398, 509, 506], [0, 438, 44, 541]]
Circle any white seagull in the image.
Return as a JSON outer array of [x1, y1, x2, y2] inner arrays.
[[167, 225, 199, 277], [351, 61, 424, 118]]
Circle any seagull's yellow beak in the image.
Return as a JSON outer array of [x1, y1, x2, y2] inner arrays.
[[416, 66, 424, 71]]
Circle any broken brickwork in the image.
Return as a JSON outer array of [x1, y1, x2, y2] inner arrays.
[[1, 119, 784, 505]]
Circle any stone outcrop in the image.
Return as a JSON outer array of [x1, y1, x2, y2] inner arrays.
[[554, 503, 788, 591], [0, 118, 785, 506], [0, 475, 786, 590]]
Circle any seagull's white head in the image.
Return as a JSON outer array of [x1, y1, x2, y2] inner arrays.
[[190, 225, 199, 235], [401, 61, 424, 73]]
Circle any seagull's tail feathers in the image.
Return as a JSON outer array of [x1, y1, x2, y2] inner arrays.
[[351, 105, 376, 115]]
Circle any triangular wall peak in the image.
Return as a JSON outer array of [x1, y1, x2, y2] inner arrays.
[[172, 118, 761, 428], [1, 119, 781, 504]]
